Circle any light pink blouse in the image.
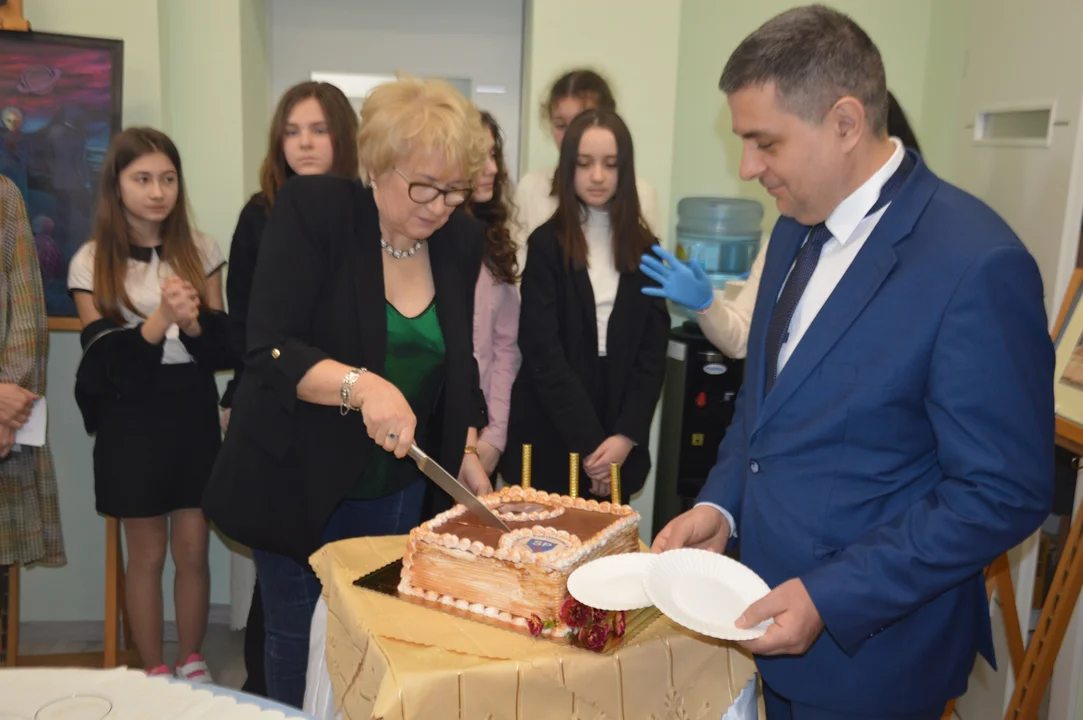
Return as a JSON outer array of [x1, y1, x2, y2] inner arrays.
[[473, 264, 521, 453]]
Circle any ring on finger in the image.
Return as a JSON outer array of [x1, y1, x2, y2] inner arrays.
[[387, 432, 398, 441]]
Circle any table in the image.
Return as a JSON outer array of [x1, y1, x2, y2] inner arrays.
[[304, 536, 762, 720]]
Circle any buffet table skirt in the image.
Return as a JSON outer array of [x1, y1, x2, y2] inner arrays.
[[304, 535, 762, 720]]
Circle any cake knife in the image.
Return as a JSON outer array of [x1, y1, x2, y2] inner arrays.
[[408, 444, 511, 532]]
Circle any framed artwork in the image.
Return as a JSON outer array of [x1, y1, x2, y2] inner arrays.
[[0, 29, 123, 330], [1052, 268, 1083, 451]]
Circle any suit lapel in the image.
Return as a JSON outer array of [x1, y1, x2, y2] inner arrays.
[[352, 185, 387, 374], [753, 242, 898, 434], [751, 155, 939, 436]]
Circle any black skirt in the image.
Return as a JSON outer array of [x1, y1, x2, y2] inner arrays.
[[93, 363, 221, 518]]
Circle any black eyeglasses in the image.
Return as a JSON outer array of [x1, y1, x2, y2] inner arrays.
[[395, 168, 472, 207]]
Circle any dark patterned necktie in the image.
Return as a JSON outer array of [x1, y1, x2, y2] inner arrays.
[[763, 153, 915, 395]]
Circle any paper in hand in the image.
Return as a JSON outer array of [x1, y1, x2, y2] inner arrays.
[[14, 397, 46, 447]]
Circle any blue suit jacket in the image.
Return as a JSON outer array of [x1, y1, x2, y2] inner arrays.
[[697, 152, 1054, 714]]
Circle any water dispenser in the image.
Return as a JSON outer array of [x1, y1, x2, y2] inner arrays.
[[674, 197, 764, 310]]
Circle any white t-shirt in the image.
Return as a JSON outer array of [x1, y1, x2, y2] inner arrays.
[[68, 233, 226, 365], [513, 166, 660, 280], [584, 206, 619, 357]]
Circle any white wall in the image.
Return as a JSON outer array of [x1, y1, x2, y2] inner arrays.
[[949, 0, 1083, 321], [268, 0, 524, 179]]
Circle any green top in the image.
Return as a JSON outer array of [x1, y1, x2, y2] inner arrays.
[[349, 301, 446, 499]]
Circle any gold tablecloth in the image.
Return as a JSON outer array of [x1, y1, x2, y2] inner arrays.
[[310, 536, 761, 720]]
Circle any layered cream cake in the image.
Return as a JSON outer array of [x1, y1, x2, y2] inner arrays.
[[398, 485, 639, 630]]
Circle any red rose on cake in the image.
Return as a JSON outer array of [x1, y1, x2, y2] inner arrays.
[[527, 614, 544, 637], [579, 621, 611, 651], [560, 596, 592, 628]]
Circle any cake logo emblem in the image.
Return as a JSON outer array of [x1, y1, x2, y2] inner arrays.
[[511, 534, 571, 554], [526, 538, 559, 553]]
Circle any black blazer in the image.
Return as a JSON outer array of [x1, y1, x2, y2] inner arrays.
[[220, 194, 268, 408], [499, 220, 669, 498], [203, 175, 487, 560]]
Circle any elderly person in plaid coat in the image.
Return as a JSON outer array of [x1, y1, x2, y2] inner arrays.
[[0, 174, 65, 661]]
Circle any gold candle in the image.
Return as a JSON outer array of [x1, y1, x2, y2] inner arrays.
[[569, 453, 580, 498], [610, 463, 622, 506], [521, 444, 532, 489]]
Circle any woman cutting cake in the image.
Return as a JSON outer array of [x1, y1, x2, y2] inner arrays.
[[202, 77, 492, 708]]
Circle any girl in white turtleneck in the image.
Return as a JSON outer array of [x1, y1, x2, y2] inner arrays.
[[501, 109, 669, 503], [513, 69, 660, 280]]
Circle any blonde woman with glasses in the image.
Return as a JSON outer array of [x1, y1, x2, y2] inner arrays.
[[203, 77, 491, 708]]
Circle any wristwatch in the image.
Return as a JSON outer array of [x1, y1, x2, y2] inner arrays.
[[340, 367, 368, 416]]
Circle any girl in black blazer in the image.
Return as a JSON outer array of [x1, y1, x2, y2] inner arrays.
[[202, 78, 491, 709], [221, 81, 358, 699], [221, 81, 358, 421], [501, 109, 668, 500]]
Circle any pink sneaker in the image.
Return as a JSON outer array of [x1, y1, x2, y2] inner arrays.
[[145, 664, 171, 676], [174, 653, 213, 684]]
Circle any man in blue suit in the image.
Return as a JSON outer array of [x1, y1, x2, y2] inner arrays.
[[649, 5, 1054, 719]]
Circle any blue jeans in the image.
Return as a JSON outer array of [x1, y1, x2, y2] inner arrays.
[[762, 681, 942, 720], [252, 480, 425, 709]]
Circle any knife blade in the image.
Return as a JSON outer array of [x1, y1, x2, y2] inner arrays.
[[408, 444, 510, 532]]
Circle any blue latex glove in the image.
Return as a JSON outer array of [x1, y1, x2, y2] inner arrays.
[[639, 244, 715, 312]]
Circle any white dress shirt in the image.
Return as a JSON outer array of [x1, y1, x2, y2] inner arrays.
[[67, 232, 226, 365], [700, 138, 906, 537]]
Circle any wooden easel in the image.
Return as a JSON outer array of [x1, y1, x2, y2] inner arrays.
[[997, 268, 1083, 719], [1003, 484, 1083, 719], [3, 517, 139, 669], [0, 0, 29, 31]]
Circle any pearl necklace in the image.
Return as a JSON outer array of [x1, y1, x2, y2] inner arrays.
[[381, 237, 426, 259]]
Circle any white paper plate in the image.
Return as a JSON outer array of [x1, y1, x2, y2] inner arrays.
[[567, 552, 656, 610], [33, 696, 113, 720], [645, 547, 773, 641]]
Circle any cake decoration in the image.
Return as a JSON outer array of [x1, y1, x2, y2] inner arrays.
[[521, 444, 532, 489], [398, 484, 640, 636], [498, 526, 582, 557], [569, 452, 580, 498], [492, 501, 564, 523]]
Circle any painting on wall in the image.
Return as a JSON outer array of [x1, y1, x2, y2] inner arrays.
[[0, 29, 123, 329], [1054, 271, 1083, 429]]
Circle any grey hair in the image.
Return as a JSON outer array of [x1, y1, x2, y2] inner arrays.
[[719, 4, 888, 134]]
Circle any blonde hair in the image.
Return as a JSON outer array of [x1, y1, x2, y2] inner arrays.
[[357, 75, 487, 183]]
